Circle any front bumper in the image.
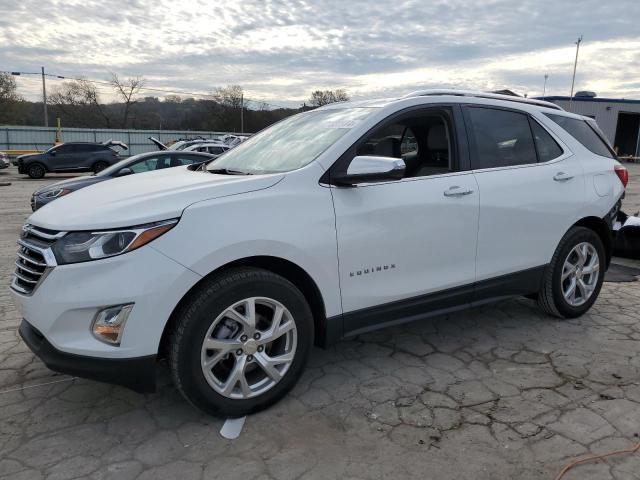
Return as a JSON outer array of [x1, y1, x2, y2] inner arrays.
[[10, 243, 201, 359], [19, 319, 157, 392]]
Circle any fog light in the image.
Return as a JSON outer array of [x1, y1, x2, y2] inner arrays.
[[92, 304, 133, 345]]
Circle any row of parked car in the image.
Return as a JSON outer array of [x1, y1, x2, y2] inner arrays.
[[7, 135, 248, 210]]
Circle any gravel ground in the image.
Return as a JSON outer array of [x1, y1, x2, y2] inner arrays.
[[0, 163, 639, 480]]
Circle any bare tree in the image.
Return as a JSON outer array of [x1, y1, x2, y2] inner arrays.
[[110, 73, 145, 128], [0, 72, 27, 124], [212, 85, 243, 109], [209, 85, 244, 130], [50, 79, 111, 127], [308, 89, 349, 107]]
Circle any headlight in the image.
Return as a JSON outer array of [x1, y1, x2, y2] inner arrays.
[[52, 219, 178, 264], [39, 188, 72, 199]]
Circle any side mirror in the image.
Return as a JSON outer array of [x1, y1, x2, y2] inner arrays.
[[333, 156, 405, 186], [49, 150, 56, 156], [116, 167, 133, 177]]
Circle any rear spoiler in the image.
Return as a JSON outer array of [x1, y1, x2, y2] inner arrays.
[[102, 139, 129, 150]]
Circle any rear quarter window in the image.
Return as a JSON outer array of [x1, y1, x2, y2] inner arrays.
[[546, 114, 614, 159]]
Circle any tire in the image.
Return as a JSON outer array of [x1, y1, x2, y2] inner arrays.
[[27, 163, 46, 179], [537, 226, 605, 319], [169, 267, 314, 417], [93, 161, 108, 174]]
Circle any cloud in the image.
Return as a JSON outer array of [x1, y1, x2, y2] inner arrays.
[[1, 0, 639, 107]]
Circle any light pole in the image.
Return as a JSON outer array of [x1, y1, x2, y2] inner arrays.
[[569, 36, 583, 112], [10, 69, 64, 127], [41, 66, 48, 127]]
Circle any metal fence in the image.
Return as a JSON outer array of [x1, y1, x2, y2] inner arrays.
[[0, 126, 241, 156]]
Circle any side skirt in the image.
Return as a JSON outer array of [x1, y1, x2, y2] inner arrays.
[[328, 265, 546, 342]]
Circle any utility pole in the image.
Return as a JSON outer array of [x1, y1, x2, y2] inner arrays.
[[41, 66, 48, 127], [569, 36, 582, 112], [542, 74, 549, 98], [240, 93, 244, 134]]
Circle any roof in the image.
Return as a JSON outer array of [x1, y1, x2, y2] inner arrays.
[[320, 89, 563, 111], [539, 96, 640, 105]]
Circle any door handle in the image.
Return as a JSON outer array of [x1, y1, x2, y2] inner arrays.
[[444, 186, 474, 197], [553, 172, 574, 182]]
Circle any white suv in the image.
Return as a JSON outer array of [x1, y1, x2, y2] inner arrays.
[[11, 90, 628, 417]]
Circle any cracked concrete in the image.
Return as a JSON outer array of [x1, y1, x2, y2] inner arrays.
[[1, 164, 639, 479]]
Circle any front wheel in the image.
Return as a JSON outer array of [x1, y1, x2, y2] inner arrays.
[[169, 268, 314, 417], [537, 226, 605, 318], [27, 163, 45, 179]]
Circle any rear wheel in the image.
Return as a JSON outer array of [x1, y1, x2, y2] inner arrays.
[[169, 268, 314, 417], [93, 161, 108, 173], [537, 227, 605, 318], [27, 163, 45, 179]]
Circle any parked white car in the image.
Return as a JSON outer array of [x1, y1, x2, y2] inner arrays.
[[182, 142, 230, 156], [11, 90, 628, 417]]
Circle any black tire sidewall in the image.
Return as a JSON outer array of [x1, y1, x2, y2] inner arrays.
[[93, 161, 108, 173], [28, 163, 45, 179], [551, 227, 605, 318], [175, 271, 314, 417]]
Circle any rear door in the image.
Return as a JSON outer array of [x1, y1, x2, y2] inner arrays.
[[463, 106, 584, 286], [331, 106, 480, 334]]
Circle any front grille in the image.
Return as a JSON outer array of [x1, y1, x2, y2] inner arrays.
[[11, 225, 65, 295]]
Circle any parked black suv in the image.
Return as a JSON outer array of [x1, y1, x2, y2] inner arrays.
[[17, 141, 126, 179]]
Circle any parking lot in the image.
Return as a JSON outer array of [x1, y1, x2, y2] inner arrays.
[[1, 164, 640, 480]]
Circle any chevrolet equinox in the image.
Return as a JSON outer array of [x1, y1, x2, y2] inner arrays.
[[11, 90, 628, 417]]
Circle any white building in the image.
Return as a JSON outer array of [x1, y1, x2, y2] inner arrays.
[[542, 94, 640, 158]]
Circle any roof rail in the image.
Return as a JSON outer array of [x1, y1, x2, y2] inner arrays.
[[401, 89, 564, 111]]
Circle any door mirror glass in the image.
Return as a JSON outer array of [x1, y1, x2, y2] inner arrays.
[[116, 167, 133, 177], [334, 156, 405, 185]]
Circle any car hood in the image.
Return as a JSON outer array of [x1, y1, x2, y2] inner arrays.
[[33, 175, 104, 195], [18, 153, 44, 161], [29, 166, 284, 231]]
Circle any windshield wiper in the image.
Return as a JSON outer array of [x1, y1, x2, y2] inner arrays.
[[208, 168, 252, 175]]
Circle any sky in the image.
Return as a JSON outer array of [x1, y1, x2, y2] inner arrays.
[[1, 0, 639, 108]]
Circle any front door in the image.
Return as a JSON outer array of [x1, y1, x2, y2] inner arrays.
[[330, 107, 480, 335]]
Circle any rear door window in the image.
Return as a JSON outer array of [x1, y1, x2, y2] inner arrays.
[[465, 107, 537, 169], [546, 114, 614, 158]]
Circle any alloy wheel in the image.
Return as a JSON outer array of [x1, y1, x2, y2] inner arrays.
[[561, 242, 600, 307], [200, 297, 297, 399]]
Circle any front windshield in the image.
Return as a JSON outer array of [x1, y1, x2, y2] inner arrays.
[[207, 107, 376, 174]]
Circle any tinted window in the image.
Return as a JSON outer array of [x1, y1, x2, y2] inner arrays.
[[546, 114, 614, 158], [73, 144, 95, 153], [466, 107, 537, 169], [174, 155, 201, 165], [129, 157, 160, 173], [207, 146, 225, 154], [54, 144, 74, 153], [530, 120, 563, 162], [355, 112, 452, 178]]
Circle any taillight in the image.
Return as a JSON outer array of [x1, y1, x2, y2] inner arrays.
[[614, 164, 628, 188]]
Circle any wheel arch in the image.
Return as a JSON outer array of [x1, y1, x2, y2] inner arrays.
[[571, 216, 613, 266], [158, 255, 332, 358]]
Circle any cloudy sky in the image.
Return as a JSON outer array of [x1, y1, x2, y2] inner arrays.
[[1, 0, 639, 107]]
